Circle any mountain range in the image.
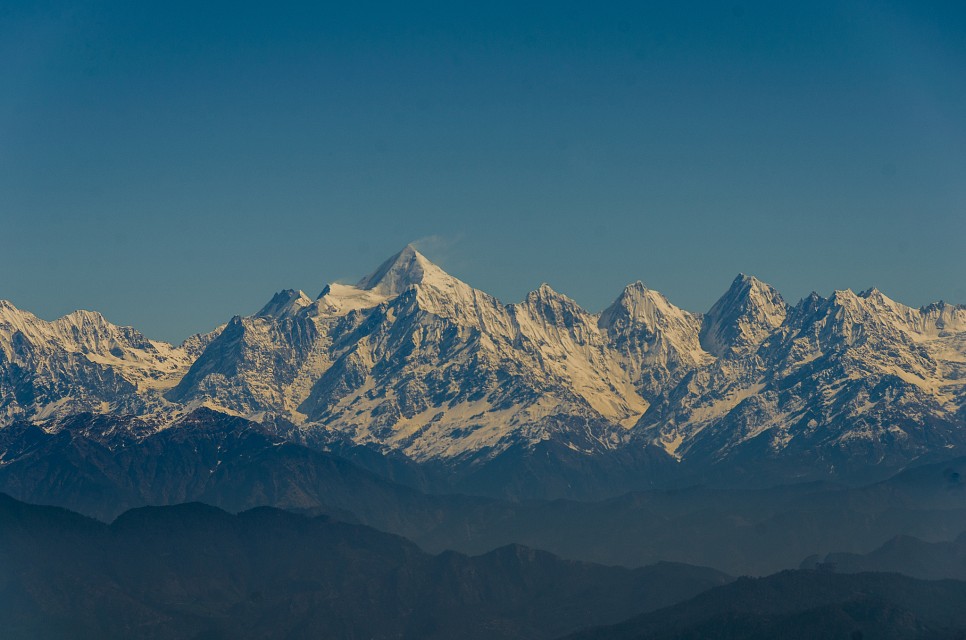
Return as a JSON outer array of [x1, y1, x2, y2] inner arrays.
[[6, 249, 966, 637], [3, 245, 965, 494]]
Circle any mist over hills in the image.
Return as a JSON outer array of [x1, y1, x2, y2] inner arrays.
[[5, 492, 966, 640], [0, 493, 730, 640], [3, 409, 966, 577]]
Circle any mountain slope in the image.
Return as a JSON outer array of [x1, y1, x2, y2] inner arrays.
[[0, 300, 219, 423], [637, 285, 966, 480]]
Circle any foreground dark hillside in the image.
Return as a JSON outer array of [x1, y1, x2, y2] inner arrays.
[[0, 494, 729, 640], [567, 570, 966, 640]]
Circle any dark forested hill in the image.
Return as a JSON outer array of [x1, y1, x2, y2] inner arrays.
[[4, 411, 966, 577], [0, 494, 729, 640]]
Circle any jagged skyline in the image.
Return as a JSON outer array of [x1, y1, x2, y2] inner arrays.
[[3, 242, 962, 342]]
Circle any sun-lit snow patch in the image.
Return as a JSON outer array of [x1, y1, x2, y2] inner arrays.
[[316, 283, 390, 315], [661, 433, 685, 457], [686, 383, 766, 423]]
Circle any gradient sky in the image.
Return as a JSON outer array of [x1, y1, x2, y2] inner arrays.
[[2, 1, 965, 343]]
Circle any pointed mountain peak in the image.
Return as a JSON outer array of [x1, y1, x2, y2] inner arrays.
[[536, 282, 560, 295], [831, 288, 856, 299], [701, 274, 787, 358], [728, 273, 773, 294], [619, 281, 670, 303], [599, 280, 704, 352], [521, 282, 586, 312], [517, 283, 590, 329], [793, 291, 826, 315], [256, 289, 312, 318], [314, 246, 472, 318], [857, 287, 906, 310], [718, 273, 784, 305], [621, 280, 651, 296], [708, 273, 785, 317], [0, 300, 31, 323], [56, 309, 111, 327], [828, 288, 862, 309], [356, 244, 454, 296], [600, 281, 678, 325], [524, 283, 580, 307], [0, 300, 43, 334]]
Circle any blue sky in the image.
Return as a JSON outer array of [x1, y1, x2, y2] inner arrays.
[[2, 1, 965, 342]]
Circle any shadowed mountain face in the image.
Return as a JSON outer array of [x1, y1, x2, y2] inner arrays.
[[0, 494, 729, 640], [4, 410, 966, 577], [3, 247, 965, 493], [566, 570, 966, 640]]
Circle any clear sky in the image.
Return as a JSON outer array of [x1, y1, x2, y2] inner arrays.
[[2, 1, 964, 343]]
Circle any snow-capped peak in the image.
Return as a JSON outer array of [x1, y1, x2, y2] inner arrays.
[[599, 282, 687, 332], [315, 282, 390, 316], [0, 299, 39, 337], [519, 283, 589, 329], [598, 282, 709, 400], [700, 273, 787, 358], [312, 246, 471, 318], [919, 301, 966, 336], [0, 299, 206, 423], [356, 244, 452, 297], [525, 282, 576, 303], [256, 290, 313, 319], [817, 287, 966, 342]]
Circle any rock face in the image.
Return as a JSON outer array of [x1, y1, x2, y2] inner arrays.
[[0, 300, 218, 424], [2, 245, 965, 482], [699, 274, 788, 359]]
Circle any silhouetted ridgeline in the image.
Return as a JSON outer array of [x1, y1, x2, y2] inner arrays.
[[0, 494, 728, 640]]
